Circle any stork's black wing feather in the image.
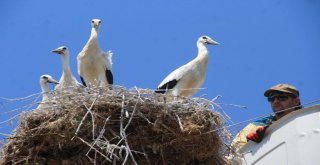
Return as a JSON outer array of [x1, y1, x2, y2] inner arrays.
[[155, 79, 179, 94], [105, 69, 113, 84], [80, 76, 87, 87]]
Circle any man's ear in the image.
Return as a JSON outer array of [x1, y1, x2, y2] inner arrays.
[[293, 97, 301, 106]]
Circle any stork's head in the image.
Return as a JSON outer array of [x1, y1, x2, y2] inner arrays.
[[198, 36, 219, 45], [91, 19, 102, 29], [40, 75, 59, 85], [52, 46, 69, 56]]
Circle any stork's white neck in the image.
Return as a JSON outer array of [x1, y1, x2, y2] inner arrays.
[[90, 27, 98, 39], [40, 81, 51, 101], [197, 42, 209, 59], [60, 54, 72, 77], [86, 27, 100, 49]]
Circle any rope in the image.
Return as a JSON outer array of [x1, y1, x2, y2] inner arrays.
[[205, 98, 320, 134], [0, 92, 42, 102]]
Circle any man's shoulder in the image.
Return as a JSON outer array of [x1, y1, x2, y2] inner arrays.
[[253, 115, 276, 126]]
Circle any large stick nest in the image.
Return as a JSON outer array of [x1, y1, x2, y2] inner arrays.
[[1, 86, 231, 165]]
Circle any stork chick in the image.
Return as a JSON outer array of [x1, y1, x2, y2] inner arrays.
[[38, 74, 59, 109], [52, 46, 81, 92], [77, 18, 113, 87], [155, 36, 219, 98]]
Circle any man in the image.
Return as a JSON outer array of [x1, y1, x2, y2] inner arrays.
[[232, 84, 301, 148]]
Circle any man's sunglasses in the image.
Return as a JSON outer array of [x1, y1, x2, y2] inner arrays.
[[267, 95, 289, 102]]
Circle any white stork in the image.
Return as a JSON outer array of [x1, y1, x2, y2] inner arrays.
[[77, 18, 113, 87], [38, 74, 59, 109], [52, 46, 81, 92], [155, 36, 219, 98]]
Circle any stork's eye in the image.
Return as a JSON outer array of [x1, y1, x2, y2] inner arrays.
[[202, 36, 207, 39], [62, 47, 67, 50], [91, 20, 95, 23], [98, 20, 101, 23], [42, 76, 48, 79]]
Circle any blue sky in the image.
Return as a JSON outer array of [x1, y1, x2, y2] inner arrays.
[[0, 0, 319, 140]]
